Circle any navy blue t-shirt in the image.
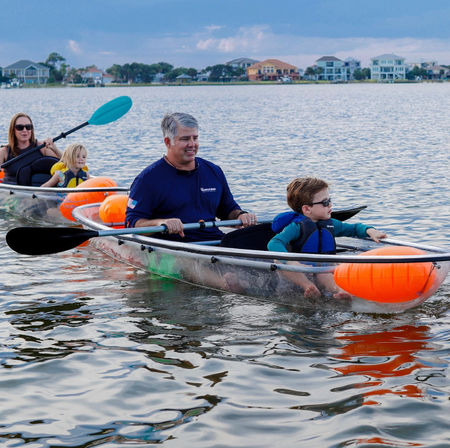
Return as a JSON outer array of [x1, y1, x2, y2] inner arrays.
[[125, 157, 240, 241]]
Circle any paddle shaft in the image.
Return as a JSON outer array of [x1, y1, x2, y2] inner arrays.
[[96, 218, 271, 238], [6, 218, 273, 255]]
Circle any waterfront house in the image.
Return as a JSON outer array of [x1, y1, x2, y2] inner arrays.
[[226, 57, 259, 70], [196, 72, 210, 82], [152, 72, 166, 84], [316, 56, 347, 81], [344, 58, 361, 80], [102, 73, 114, 84], [409, 61, 449, 80], [2, 59, 50, 85], [247, 59, 300, 81], [176, 73, 192, 84], [81, 66, 106, 85], [370, 54, 407, 81]]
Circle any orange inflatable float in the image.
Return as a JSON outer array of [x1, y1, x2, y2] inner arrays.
[[99, 194, 128, 226], [60, 177, 117, 221], [0, 169, 4, 182], [334, 246, 436, 303]]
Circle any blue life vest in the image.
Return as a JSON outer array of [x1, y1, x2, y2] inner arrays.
[[272, 211, 336, 254]]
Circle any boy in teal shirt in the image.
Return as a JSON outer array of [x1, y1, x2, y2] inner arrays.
[[268, 177, 387, 299]]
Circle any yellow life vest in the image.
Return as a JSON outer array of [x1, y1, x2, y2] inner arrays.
[[50, 162, 89, 188]]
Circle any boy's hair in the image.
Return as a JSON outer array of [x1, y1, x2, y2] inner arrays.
[[60, 143, 87, 169], [287, 177, 329, 212]]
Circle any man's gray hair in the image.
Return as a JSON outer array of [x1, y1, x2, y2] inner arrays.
[[161, 113, 198, 142]]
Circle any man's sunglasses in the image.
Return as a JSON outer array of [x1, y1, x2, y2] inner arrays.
[[311, 197, 332, 207], [15, 124, 33, 131]]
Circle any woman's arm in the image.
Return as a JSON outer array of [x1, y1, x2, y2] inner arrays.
[[0, 146, 7, 164], [39, 138, 62, 158]]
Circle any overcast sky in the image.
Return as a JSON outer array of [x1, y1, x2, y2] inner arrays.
[[1, 0, 449, 70]]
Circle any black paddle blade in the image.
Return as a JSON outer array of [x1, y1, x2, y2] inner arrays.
[[6, 227, 99, 255]]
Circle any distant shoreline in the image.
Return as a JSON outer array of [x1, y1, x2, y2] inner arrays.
[[3, 79, 449, 89]]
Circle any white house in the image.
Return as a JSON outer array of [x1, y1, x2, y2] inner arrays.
[[316, 56, 347, 81], [81, 66, 104, 85], [344, 58, 361, 80], [2, 59, 50, 84], [370, 54, 407, 81], [226, 57, 259, 69]]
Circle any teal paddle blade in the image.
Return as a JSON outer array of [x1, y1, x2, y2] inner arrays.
[[88, 96, 132, 125]]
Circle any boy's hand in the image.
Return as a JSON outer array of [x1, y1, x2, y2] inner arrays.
[[367, 228, 387, 243]]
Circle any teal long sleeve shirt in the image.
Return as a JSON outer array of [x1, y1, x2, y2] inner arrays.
[[267, 218, 373, 253]]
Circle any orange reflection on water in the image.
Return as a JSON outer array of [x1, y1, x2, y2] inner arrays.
[[331, 325, 432, 404], [333, 325, 430, 378], [353, 436, 422, 447]]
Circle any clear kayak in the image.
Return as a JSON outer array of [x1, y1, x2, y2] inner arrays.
[[0, 181, 128, 224], [72, 203, 450, 314]]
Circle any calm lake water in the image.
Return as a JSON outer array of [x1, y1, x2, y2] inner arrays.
[[0, 84, 449, 447]]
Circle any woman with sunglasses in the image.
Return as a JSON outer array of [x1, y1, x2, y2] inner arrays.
[[267, 177, 387, 299], [0, 113, 62, 184]]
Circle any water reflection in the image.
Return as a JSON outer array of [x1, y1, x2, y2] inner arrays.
[[296, 325, 438, 419]]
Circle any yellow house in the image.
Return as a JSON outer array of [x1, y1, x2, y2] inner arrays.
[[247, 59, 299, 81]]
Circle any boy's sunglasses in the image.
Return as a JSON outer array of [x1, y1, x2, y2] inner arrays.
[[15, 124, 33, 131], [311, 197, 332, 207]]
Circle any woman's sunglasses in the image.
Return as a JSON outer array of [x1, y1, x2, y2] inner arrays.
[[15, 124, 33, 131]]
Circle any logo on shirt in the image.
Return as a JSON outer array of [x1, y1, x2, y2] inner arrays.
[[127, 197, 138, 209], [200, 187, 216, 193]]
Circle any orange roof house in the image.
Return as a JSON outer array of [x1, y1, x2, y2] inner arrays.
[[247, 59, 299, 81]]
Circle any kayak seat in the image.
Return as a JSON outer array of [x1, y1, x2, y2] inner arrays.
[[16, 156, 59, 186], [220, 223, 275, 251]]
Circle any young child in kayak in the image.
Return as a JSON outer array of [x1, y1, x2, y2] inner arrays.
[[267, 177, 387, 299], [41, 143, 90, 188]]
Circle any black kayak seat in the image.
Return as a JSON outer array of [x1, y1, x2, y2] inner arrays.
[[16, 156, 59, 186], [221, 223, 275, 250]]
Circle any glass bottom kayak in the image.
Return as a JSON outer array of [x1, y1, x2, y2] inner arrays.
[[0, 182, 128, 225], [72, 203, 450, 314]]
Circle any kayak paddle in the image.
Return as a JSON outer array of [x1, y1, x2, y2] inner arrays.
[[6, 218, 273, 256], [1, 96, 133, 169]]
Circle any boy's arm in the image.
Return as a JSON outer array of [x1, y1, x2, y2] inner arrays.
[[267, 222, 301, 252], [332, 219, 387, 242]]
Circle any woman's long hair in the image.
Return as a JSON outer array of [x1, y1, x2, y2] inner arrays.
[[8, 113, 37, 157]]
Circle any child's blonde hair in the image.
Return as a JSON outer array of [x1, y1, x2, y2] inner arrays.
[[60, 143, 88, 169]]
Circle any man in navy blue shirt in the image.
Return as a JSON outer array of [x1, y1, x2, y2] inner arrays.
[[125, 112, 257, 242]]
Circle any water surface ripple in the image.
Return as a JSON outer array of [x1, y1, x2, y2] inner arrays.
[[0, 84, 449, 447]]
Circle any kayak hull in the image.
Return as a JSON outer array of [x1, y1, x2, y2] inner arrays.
[[72, 204, 450, 313], [0, 183, 128, 224]]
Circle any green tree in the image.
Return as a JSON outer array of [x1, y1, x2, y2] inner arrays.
[[205, 64, 239, 82], [362, 68, 371, 79], [43, 52, 66, 82], [406, 66, 427, 80], [305, 66, 316, 78], [0, 68, 10, 83], [155, 62, 173, 74], [106, 64, 125, 82]]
